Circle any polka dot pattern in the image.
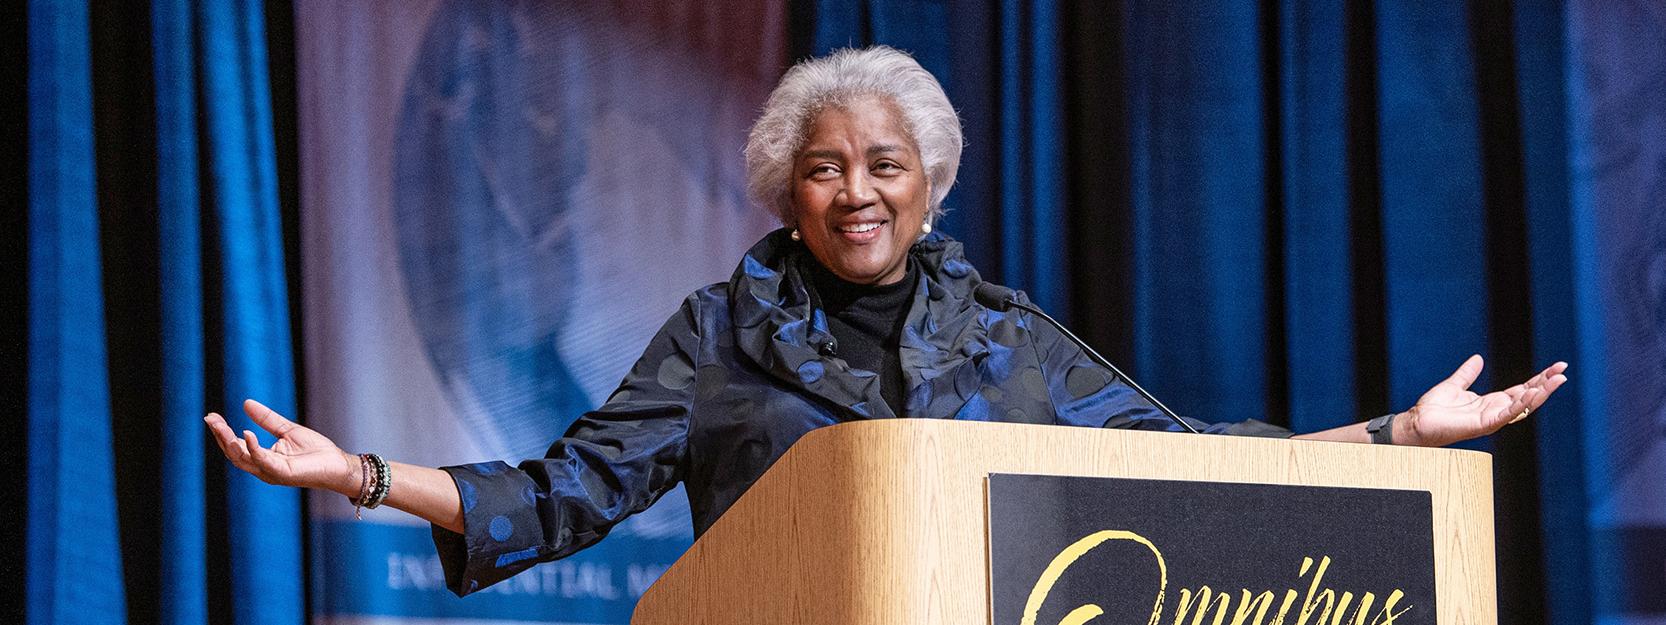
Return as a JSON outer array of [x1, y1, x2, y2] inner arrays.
[[488, 515, 514, 542], [657, 353, 695, 390], [696, 365, 730, 402], [796, 360, 824, 384], [1066, 365, 1115, 400], [990, 318, 1025, 347], [1020, 368, 1049, 401]]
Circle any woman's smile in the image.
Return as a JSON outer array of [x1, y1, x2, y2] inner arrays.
[[835, 217, 888, 241]]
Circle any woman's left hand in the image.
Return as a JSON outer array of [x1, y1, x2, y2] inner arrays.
[[1398, 355, 1569, 447]]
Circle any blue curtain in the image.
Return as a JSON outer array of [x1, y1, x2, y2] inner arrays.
[[197, 0, 305, 621], [803, 1, 1662, 624], [25, 0, 303, 623], [153, 0, 209, 623], [26, 2, 126, 624], [1515, 1, 1587, 621]]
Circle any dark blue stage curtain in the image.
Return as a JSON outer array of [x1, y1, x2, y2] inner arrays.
[[196, 1, 305, 621], [804, 1, 1662, 623], [26, 1, 127, 624], [25, 0, 303, 624]]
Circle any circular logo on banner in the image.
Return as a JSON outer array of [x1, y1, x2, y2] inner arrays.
[[391, 1, 595, 464]]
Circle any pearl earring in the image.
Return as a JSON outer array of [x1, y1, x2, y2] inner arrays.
[[790, 228, 801, 241], [921, 221, 932, 234]]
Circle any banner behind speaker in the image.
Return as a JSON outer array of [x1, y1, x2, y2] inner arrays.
[[297, 3, 783, 622]]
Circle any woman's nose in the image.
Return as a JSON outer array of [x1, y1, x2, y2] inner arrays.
[[839, 172, 878, 208]]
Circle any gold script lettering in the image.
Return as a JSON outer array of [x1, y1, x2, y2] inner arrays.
[[1172, 585, 1230, 625], [1233, 590, 1276, 625], [1020, 530, 1169, 625], [1019, 536, 1416, 625]]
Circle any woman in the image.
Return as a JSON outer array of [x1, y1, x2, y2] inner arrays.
[[205, 46, 1567, 596]]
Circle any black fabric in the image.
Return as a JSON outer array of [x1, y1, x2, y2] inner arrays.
[[802, 256, 919, 417]]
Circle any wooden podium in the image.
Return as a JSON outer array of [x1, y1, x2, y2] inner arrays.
[[631, 420, 1495, 624]]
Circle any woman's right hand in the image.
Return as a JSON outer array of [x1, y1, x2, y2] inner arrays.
[[205, 399, 359, 497]]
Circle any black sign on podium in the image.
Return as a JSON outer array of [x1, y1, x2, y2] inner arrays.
[[988, 474, 1436, 625]]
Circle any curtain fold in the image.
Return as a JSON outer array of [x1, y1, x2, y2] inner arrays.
[[1514, 1, 1587, 622], [996, 0, 1067, 315], [26, 1, 128, 623], [1373, 1, 1492, 428], [1278, 0, 1358, 433], [198, 0, 305, 621], [153, 0, 209, 622], [26, 1, 303, 623], [1120, 1, 1274, 424]]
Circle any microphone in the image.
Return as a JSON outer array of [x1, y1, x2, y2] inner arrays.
[[972, 282, 1200, 434]]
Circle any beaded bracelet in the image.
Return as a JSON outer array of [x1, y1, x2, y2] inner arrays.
[[349, 453, 392, 518], [351, 453, 372, 519], [364, 453, 392, 509]]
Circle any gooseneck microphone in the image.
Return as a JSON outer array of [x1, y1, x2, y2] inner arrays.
[[972, 282, 1200, 434]]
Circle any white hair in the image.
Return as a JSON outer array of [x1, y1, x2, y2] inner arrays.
[[744, 45, 964, 225]]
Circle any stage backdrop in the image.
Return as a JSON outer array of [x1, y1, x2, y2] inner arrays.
[[295, 2, 782, 623]]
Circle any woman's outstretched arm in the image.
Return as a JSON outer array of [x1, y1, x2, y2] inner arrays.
[[1293, 355, 1568, 446], [205, 399, 465, 533]]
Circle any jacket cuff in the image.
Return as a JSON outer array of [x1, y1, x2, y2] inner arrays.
[[1202, 418, 1296, 438], [431, 462, 548, 596]]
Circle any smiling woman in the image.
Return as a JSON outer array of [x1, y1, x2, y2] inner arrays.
[[789, 98, 930, 285], [205, 44, 1568, 599]]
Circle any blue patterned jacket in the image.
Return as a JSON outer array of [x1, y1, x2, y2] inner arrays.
[[432, 229, 1290, 596]]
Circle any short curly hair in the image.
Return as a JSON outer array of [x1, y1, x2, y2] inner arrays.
[[743, 46, 964, 226]]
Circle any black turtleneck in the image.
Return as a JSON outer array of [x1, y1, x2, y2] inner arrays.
[[804, 257, 919, 416]]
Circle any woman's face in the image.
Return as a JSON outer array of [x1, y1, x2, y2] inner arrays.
[[790, 96, 929, 285]]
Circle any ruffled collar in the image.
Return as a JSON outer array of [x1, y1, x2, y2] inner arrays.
[[726, 228, 994, 419]]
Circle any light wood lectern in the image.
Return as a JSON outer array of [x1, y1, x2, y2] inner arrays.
[[631, 420, 1495, 624]]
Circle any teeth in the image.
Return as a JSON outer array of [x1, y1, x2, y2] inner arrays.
[[840, 222, 882, 233]]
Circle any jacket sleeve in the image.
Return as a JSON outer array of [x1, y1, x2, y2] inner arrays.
[[1022, 297, 1293, 438], [430, 295, 703, 596]]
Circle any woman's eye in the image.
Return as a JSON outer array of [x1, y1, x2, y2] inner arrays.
[[808, 165, 839, 178], [873, 161, 902, 173]]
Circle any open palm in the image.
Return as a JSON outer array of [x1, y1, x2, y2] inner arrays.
[[205, 399, 356, 495], [1403, 355, 1568, 447]]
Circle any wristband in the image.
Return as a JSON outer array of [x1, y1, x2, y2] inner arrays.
[[1366, 413, 1396, 445]]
